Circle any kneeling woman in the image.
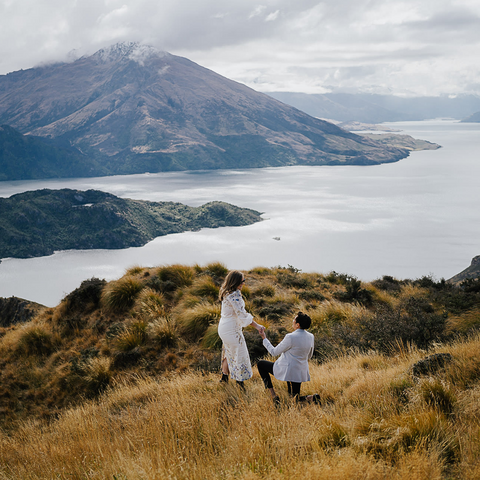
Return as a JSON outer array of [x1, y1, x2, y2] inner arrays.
[[258, 312, 319, 403], [218, 270, 264, 389]]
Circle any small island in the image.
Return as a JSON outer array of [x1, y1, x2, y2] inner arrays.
[[0, 189, 263, 259]]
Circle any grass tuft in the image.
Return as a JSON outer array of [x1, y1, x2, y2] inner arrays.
[[101, 276, 144, 312], [178, 302, 221, 340], [148, 317, 178, 348]]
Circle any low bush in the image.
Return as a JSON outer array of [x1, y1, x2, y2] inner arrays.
[[178, 302, 221, 341], [202, 262, 229, 281], [62, 277, 106, 315], [418, 378, 456, 415], [101, 276, 144, 312], [17, 324, 58, 356], [252, 284, 276, 298], [371, 275, 404, 293], [334, 275, 373, 306], [69, 355, 112, 396], [201, 324, 222, 350], [189, 277, 219, 301], [150, 265, 195, 294], [135, 288, 165, 320], [114, 320, 148, 352], [148, 317, 178, 348]]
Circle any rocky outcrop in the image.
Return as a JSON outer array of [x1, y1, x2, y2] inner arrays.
[[0, 296, 44, 327], [448, 256, 480, 284]]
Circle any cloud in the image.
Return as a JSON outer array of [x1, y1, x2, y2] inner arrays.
[[0, 0, 479, 96]]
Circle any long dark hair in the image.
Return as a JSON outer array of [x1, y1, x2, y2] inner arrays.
[[219, 270, 244, 301]]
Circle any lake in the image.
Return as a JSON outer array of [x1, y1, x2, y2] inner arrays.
[[0, 119, 479, 307]]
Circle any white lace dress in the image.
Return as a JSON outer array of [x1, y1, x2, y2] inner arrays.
[[218, 290, 253, 381]]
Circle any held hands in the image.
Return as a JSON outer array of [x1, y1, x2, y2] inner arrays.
[[253, 321, 266, 339], [258, 325, 266, 340]]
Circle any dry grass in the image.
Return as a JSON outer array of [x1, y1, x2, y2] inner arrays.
[[0, 335, 479, 479], [1, 264, 480, 478]]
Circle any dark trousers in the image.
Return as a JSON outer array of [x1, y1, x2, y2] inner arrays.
[[257, 360, 303, 398]]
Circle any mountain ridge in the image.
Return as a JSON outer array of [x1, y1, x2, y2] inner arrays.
[[0, 43, 409, 180], [267, 91, 480, 123]]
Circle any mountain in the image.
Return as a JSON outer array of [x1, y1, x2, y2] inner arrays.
[[448, 256, 480, 283], [0, 125, 99, 180], [0, 43, 409, 180], [461, 111, 480, 122], [267, 92, 480, 123], [0, 188, 262, 259]]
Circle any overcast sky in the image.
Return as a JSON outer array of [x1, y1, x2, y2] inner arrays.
[[1, 0, 479, 97]]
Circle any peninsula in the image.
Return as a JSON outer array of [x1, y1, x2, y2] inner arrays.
[[0, 189, 262, 259]]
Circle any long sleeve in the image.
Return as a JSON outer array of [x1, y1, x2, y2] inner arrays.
[[224, 291, 253, 328], [263, 334, 293, 357]]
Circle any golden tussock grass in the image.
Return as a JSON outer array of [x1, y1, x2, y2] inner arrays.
[[1, 335, 480, 479]]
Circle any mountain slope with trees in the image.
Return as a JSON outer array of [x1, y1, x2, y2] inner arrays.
[[0, 125, 97, 180], [0, 43, 409, 180], [0, 189, 262, 259]]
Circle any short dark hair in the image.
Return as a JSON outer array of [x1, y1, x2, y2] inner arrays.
[[295, 311, 311, 329]]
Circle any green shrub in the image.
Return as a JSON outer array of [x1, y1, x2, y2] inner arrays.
[[248, 266, 272, 275], [371, 275, 403, 293], [101, 276, 144, 312], [334, 276, 373, 306], [325, 271, 350, 285], [338, 297, 447, 354], [276, 270, 313, 289], [62, 277, 106, 314], [298, 289, 325, 302], [257, 300, 293, 321]]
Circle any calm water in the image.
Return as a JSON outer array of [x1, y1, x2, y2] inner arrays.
[[0, 120, 479, 307]]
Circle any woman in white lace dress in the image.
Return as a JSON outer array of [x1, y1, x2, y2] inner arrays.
[[218, 270, 264, 389]]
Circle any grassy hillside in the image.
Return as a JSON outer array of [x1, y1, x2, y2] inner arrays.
[[1, 263, 480, 479]]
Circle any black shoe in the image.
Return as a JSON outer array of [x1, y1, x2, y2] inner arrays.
[[273, 396, 280, 407], [236, 381, 246, 391], [220, 374, 229, 383]]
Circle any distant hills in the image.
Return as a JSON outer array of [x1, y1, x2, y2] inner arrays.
[[0, 43, 410, 181], [461, 111, 480, 123], [0, 189, 262, 259], [267, 92, 480, 123]]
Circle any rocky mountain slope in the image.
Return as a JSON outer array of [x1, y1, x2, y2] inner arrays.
[[0, 43, 409, 180], [448, 256, 480, 283], [0, 125, 96, 180], [0, 189, 262, 259]]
